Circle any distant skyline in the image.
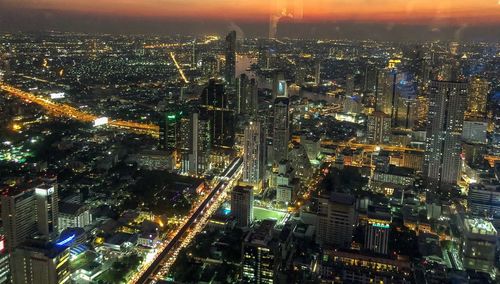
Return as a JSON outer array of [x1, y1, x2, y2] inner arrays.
[[0, 0, 499, 41]]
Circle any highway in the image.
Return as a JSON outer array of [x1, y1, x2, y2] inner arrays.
[[0, 83, 160, 137], [132, 157, 243, 284]]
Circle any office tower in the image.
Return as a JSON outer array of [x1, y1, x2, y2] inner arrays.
[[1, 187, 37, 252], [257, 40, 269, 69], [159, 111, 181, 151], [272, 71, 286, 100], [199, 79, 235, 148], [11, 241, 71, 284], [376, 68, 397, 119], [224, 31, 236, 85], [367, 111, 391, 144], [466, 77, 489, 119], [425, 81, 467, 188], [462, 218, 497, 275], [316, 192, 356, 248], [242, 220, 276, 283], [178, 117, 192, 173], [315, 61, 321, 86], [230, 186, 254, 228], [243, 122, 265, 186], [58, 202, 92, 231], [187, 112, 211, 176], [191, 39, 197, 67], [0, 239, 9, 284], [462, 120, 487, 144], [237, 74, 258, 115], [364, 208, 391, 255], [35, 184, 59, 239], [272, 97, 290, 165]]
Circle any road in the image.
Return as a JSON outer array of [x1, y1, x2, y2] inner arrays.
[[0, 83, 159, 137], [132, 157, 243, 284]]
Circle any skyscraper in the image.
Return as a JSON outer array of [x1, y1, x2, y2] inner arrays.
[[230, 185, 254, 228], [1, 187, 37, 252], [316, 192, 356, 248], [199, 79, 235, 148], [425, 80, 467, 188], [11, 241, 71, 284], [237, 74, 258, 115], [243, 122, 265, 186], [272, 71, 286, 100], [187, 112, 211, 176], [364, 208, 391, 255], [272, 97, 290, 165], [466, 76, 489, 119], [224, 31, 236, 85], [35, 184, 59, 239], [242, 219, 276, 283], [376, 68, 397, 124], [159, 111, 181, 151], [367, 111, 391, 144]]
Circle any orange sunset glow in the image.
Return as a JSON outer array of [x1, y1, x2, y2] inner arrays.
[[3, 0, 500, 24]]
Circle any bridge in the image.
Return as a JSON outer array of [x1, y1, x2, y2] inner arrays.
[[0, 83, 159, 137]]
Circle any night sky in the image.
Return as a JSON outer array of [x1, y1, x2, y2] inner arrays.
[[0, 0, 499, 40]]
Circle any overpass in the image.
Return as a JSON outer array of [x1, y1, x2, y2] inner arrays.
[[0, 83, 160, 137], [131, 157, 243, 284]]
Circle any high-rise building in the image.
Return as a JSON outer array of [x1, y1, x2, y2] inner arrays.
[[315, 61, 321, 86], [272, 97, 290, 165], [364, 208, 391, 255], [0, 239, 9, 284], [316, 192, 356, 248], [224, 31, 237, 85], [159, 111, 182, 151], [467, 183, 500, 229], [367, 111, 391, 144], [199, 79, 235, 148], [272, 71, 286, 100], [230, 185, 254, 228], [237, 74, 258, 115], [424, 81, 467, 188], [35, 184, 59, 239], [462, 218, 497, 275], [243, 122, 265, 186], [242, 219, 276, 284], [11, 241, 71, 284], [466, 77, 489, 119], [376, 68, 397, 121], [275, 160, 296, 204], [1, 187, 37, 252], [187, 112, 211, 176]]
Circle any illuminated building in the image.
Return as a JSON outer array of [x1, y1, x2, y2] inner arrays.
[[199, 78, 235, 148], [35, 184, 59, 239], [272, 71, 286, 100], [467, 183, 500, 229], [316, 192, 356, 248], [424, 81, 467, 189], [272, 97, 290, 165], [363, 207, 391, 255], [243, 121, 265, 186], [462, 218, 497, 275], [466, 77, 489, 119], [315, 61, 321, 86], [242, 220, 277, 284], [367, 111, 391, 144], [376, 68, 397, 121], [230, 185, 254, 228], [394, 77, 417, 129], [415, 94, 429, 130], [187, 112, 211, 176], [1, 187, 37, 252], [319, 249, 412, 283], [58, 202, 92, 231], [11, 241, 71, 284], [275, 160, 297, 204], [0, 237, 9, 284], [159, 111, 182, 151], [224, 31, 236, 85]]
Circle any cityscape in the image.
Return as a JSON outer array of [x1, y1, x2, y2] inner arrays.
[[0, 1, 499, 284]]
